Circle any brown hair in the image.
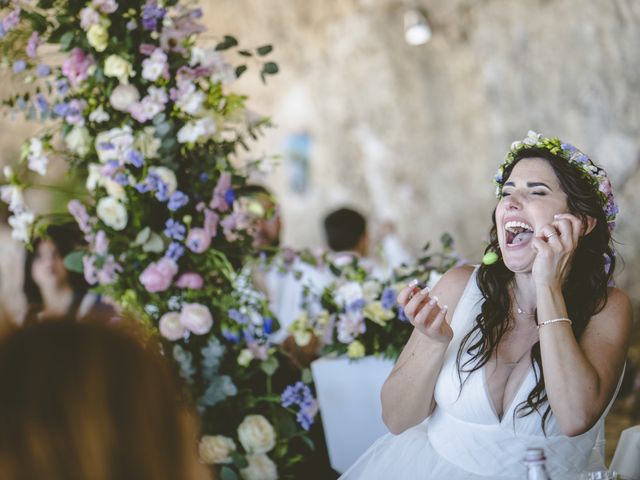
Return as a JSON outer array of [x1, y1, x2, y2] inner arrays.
[[0, 321, 210, 480]]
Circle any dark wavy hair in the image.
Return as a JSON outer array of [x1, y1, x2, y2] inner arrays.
[[456, 147, 615, 432]]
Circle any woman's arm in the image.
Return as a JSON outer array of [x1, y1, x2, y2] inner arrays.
[[381, 265, 473, 434], [537, 285, 632, 436]]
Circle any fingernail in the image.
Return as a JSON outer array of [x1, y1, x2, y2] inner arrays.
[[409, 278, 419, 287], [420, 286, 431, 295], [442, 305, 449, 313], [554, 214, 561, 218], [429, 296, 438, 305]]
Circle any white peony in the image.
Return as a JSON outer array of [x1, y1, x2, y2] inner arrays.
[[176, 87, 205, 115], [135, 126, 160, 158], [148, 166, 177, 194], [8, 211, 35, 242], [240, 453, 278, 480], [104, 54, 134, 84], [65, 126, 91, 156], [177, 116, 216, 144], [158, 312, 185, 341], [198, 435, 236, 464], [96, 196, 128, 230], [109, 83, 140, 112], [237, 415, 276, 454], [179, 303, 213, 335]]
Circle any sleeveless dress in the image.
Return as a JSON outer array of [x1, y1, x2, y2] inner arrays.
[[340, 267, 618, 480]]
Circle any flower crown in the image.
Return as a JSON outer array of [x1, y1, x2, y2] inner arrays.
[[494, 131, 618, 232]]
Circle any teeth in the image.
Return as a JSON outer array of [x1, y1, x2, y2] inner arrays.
[[505, 220, 533, 233]]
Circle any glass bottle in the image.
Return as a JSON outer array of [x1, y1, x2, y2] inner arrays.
[[524, 448, 552, 480]]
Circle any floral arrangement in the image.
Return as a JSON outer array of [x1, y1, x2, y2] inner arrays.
[[288, 234, 462, 360], [0, 1, 317, 478], [495, 130, 618, 232]]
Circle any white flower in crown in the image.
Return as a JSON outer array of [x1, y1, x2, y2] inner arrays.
[[362, 280, 382, 302], [177, 116, 216, 144], [523, 130, 541, 146], [109, 83, 140, 112], [142, 48, 168, 82], [333, 281, 363, 308], [135, 126, 161, 158], [88, 105, 110, 123], [148, 166, 177, 194], [104, 54, 134, 84], [96, 196, 128, 230], [95, 126, 134, 163]]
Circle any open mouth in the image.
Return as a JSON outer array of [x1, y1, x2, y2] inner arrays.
[[505, 220, 534, 246]]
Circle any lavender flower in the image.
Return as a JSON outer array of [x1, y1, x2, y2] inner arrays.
[[281, 381, 317, 430], [35, 94, 49, 113], [164, 219, 186, 240], [141, 1, 166, 31], [12, 60, 26, 73], [114, 173, 129, 186], [127, 149, 144, 168], [228, 308, 249, 324], [26, 32, 40, 58], [168, 190, 189, 211], [36, 64, 51, 77], [165, 242, 185, 261]]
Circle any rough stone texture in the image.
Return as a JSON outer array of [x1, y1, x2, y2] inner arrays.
[[1, 0, 639, 300], [200, 0, 640, 299]]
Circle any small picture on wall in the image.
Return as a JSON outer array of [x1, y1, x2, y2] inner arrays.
[[283, 132, 311, 194]]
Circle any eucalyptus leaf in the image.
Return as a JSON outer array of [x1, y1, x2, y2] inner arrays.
[[260, 356, 279, 376], [256, 45, 273, 56], [215, 35, 238, 51], [262, 62, 279, 75], [235, 65, 247, 78], [238, 50, 252, 57], [59, 31, 74, 51], [134, 226, 151, 246], [220, 467, 238, 480], [64, 251, 85, 273], [155, 122, 171, 136], [232, 451, 248, 468]]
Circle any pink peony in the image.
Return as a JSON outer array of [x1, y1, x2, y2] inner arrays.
[[175, 272, 204, 290], [180, 303, 213, 335], [62, 48, 94, 87], [139, 257, 178, 292], [186, 227, 211, 253]]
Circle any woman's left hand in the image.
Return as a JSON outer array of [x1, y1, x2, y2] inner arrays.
[[531, 213, 584, 288]]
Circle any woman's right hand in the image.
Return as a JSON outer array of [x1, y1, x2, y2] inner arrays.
[[397, 282, 453, 344]]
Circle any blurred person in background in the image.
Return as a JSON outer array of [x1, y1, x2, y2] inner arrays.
[[22, 223, 114, 325], [0, 320, 211, 480]]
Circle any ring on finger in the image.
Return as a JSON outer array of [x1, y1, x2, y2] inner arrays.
[[546, 232, 557, 238]]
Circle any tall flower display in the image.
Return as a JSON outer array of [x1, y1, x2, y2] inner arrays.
[[0, 1, 315, 478]]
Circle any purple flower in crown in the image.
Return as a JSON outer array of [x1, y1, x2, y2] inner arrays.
[[142, 0, 166, 31], [561, 143, 577, 154], [164, 219, 186, 240]]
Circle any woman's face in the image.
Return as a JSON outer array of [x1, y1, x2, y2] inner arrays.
[[495, 157, 569, 273], [31, 240, 68, 289]]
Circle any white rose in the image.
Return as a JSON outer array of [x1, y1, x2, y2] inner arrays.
[[104, 54, 134, 83], [176, 88, 205, 115], [8, 211, 35, 242], [96, 196, 128, 230], [333, 281, 364, 308], [95, 126, 134, 163], [104, 178, 126, 200], [159, 312, 185, 341], [148, 166, 177, 194], [198, 435, 236, 465], [109, 83, 140, 112], [237, 415, 276, 454], [179, 303, 213, 335], [65, 126, 91, 156], [240, 453, 278, 480], [135, 126, 160, 158], [87, 23, 108, 52], [362, 280, 382, 302]]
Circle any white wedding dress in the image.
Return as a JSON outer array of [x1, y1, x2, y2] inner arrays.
[[340, 268, 618, 480]]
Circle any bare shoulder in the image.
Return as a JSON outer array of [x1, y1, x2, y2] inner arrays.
[[431, 265, 476, 312]]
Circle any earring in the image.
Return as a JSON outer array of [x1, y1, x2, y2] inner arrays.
[[482, 248, 499, 265]]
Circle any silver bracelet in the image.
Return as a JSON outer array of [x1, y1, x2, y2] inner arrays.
[[537, 317, 572, 329]]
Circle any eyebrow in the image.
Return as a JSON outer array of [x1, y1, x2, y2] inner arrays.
[[503, 181, 552, 190]]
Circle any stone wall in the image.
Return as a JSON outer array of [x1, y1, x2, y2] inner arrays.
[[1, 0, 639, 302]]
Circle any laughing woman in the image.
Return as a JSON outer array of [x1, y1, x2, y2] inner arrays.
[[340, 132, 632, 480]]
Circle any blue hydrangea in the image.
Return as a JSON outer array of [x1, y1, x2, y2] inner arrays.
[[36, 64, 51, 77], [381, 287, 396, 310], [168, 190, 189, 211], [229, 308, 249, 324], [12, 59, 26, 73], [165, 242, 185, 261], [347, 298, 366, 312], [127, 149, 144, 168], [164, 219, 186, 240]]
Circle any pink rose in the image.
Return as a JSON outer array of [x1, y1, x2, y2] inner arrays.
[[175, 272, 204, 290], [139, 258, 178, 292], [186, 227, 211, 253], [159, 312, 186, 341], [179, 303, 213, 335]]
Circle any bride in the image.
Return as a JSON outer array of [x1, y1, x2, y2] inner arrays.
[[340, 132, 632, 480]]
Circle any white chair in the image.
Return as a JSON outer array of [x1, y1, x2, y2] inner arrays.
[[610, 424, 640, 480]]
